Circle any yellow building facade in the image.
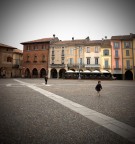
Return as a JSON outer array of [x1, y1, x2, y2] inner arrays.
[[122, 40, 134, 80], [100, 40, 112, 74]]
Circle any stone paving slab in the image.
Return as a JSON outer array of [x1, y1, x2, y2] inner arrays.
[[13, 79, 135, 143]]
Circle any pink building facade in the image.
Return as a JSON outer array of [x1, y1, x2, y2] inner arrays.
[[111, 39, 123, 79]]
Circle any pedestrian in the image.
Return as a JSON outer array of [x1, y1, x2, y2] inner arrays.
[[95, 81, 102, 96], [44, 75, 48, 85]]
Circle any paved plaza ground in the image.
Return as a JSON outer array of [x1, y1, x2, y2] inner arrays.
[[0, 78, 135, 144]]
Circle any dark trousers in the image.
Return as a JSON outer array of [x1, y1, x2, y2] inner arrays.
[[45, 80, 47, 84]]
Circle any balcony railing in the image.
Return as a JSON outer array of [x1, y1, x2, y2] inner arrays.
[[114, 56, 119, 58], [85, 64, 100, 68], [103, 66, 110, 69], [41, 60, 46, 63], [50, 64, 65, 68], [25, 61, 30, 63], [67, 64, 85, 69], [114, 67, 121, 70], [125, 66, 132, 70], [12, 64, 19, 68]]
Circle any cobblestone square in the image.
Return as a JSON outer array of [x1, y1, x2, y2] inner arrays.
[[0, 78, 135, 144]]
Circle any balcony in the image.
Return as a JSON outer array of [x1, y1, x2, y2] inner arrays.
[[50, 64, 65, 68], [12, 64, 19, 68], [114, 67, 121, 70], [114, 56, 119, 59], [33, 60, 37, 63], [41, 60, 46, 63], [67, 64, 85, 69], [85, 64, 100, 68], [25, 61, 30, 63], [103, 66, 111, 69], [125, 66, 132, 70]]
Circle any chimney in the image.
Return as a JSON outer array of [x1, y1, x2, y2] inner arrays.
[[72, 37, 74, 40], [53, 34, 55, 38], [86, 36, 90, 41], [130, 33, 133, 38]]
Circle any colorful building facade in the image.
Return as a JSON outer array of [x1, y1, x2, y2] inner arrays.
[[20, 33, 135, 80], [21, 35, 59, 78], [0, 43, 16, 78]]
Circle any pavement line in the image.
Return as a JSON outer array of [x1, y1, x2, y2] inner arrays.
[[14, 79, 135, 143]]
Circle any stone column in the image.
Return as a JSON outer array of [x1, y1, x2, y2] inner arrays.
[[57, 69, 59, 79]]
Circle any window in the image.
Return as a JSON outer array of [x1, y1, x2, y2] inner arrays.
[[7, 56, 12, 62], [115, 59, 119, 68], [126, 60, 130, 68], [124, 41, 130, 48], [69, 58, 73, 64], [115, 50, 118, 57], [61, 57, 64, 64], [103, 50, 109, 56], [114, 42, 120, 48], [104, 60, 108, 68], [87, 58, 90, 64], [79, 48, 82, 54], [52, 57, 54, 64], [126, 50, 129, 56], [42, 45, 46, 50], [95, 58, 98, 64], [33, 45, 38, 50], [95, 47, 98, 53], [52, 47, 54, 56], [70, 48, 73, 55], [42, 55, 45, 61], [62, 47, 64, 56], [86, 47, 90, 53], [27, 55, 29, 61], [78, 58, 82, 65], [34, 55, 37, 61], [27, 46, 30, 51]]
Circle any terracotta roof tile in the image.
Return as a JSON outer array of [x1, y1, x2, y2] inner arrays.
[[0, 43, 16, 49], [21, 37, 56, 44], [111, 34, 135, 40], [13, 49, 23, 54], [52, 39, 102, 46]]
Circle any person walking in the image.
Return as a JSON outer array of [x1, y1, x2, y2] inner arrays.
[[44, 75, 48, 85], [95, 81, 102, 96]]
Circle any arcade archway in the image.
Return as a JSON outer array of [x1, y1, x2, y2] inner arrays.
[[59, 69, 66, 78], [40, 68, 46, 78], [125, 70, 133, 80], [51, 68, 57, 78], [25, 68, 31, 78], [32, 68, 38, 78]]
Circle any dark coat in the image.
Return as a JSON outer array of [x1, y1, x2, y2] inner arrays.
[[95, 84, 102, 91], [44, 76, 48, 81]]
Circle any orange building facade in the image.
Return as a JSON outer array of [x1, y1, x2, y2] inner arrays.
[[21, 35, 59, 78]]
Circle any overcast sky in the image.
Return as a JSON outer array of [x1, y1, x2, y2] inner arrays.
[[0, 0, 135, 50]]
